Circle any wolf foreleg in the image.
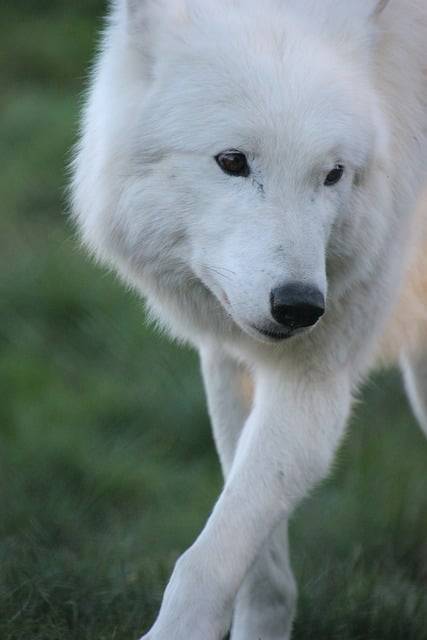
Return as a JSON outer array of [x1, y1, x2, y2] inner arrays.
[[141, 366, 352, 640], [201, 346, 297, 640], [200, 346, 252, 476], [401, 347, 427, 438]]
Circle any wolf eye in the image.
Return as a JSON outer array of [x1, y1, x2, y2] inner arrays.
[[215, 151, 250, 177], [324, 164, 345, 186]]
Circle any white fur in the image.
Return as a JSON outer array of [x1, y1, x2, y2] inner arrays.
[[72, 1, 427, 638]]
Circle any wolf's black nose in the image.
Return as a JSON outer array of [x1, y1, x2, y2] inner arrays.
[[270, 283, 325, 330]]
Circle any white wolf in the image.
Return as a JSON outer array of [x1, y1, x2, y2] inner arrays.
[[72, 0, 427, 638]]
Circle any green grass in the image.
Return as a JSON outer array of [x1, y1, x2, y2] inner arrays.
[[1, 3, 427, 639]]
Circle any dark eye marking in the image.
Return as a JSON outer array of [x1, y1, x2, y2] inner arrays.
[[324, 164, 345, 186], [253, 177, 265, 196], [215, 150, 250, 177]]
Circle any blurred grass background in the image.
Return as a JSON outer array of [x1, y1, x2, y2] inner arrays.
[[1, 2, 426, 639]]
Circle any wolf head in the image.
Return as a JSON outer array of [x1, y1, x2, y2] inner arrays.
[[73, 0, 392, 345]]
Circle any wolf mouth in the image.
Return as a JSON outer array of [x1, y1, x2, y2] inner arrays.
[[255, 326, 293, 341]]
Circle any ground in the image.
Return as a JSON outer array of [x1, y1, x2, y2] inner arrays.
[[1, 3, 427, 639]]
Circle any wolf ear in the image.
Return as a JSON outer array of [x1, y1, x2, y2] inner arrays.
[[126, 0, 163, 31], [125, 0, 188, 31], [123, 0, 190, 76]]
